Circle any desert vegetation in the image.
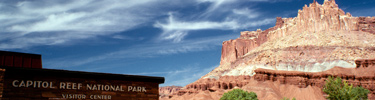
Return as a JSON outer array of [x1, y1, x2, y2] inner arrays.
[[281, 97, 296, 100], [220, 89, 258, 100], [323, 76, 370, 100]]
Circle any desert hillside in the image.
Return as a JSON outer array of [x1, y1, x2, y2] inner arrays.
[[161, 0, 375, 100]]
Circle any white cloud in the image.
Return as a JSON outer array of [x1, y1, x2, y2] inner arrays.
[[111, 35, 144, 41], [132, 64, 218, 86], [233, 8, 260, 19], [195, 0, 277, 14], [0, 0, 300, 49], [44, 34, 236, 69], [131, 68, 192, 76], [10, 12, 89, 32], [152, 0, 283, 43], [0, 0, 281, 49], [159, 31, 188, 43], [196, 0, 234, 13], [0, 0, 159, 49], [154, 13, 241, 42], [154, 12, 275, 42], [163, 65, 217, 86], [154, 13, 240, 31], [351, 7, 375, 17], [244, 18, 275, 27]]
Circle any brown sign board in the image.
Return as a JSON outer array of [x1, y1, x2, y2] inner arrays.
[[0, 67, 165, 100]]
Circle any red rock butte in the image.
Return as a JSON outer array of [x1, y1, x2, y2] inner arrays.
[[160, 0, 375, 100]]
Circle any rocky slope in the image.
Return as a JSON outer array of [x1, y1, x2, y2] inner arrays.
[[159, 86, 183, 98], [161, 0, 375, 99], [204, 0, 375, 79], [162, 59, 375, 100]]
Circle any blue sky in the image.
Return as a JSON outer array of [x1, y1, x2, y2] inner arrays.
[[1, 0, 374, 86]]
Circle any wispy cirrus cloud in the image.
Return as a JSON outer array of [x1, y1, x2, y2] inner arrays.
[[351, 7, 375, 17], [131, 64, 218, 86], [153, 0, 281, 43], [3, 0, 155, 32], [161, 65, 217, 86], [0, 0, 284, 49], [233, 8, 260, 19], [153, 12, 241, 42], [195, 0, 286, 13], [154, 12, 274, 42], [0, 0, 160, 49], [196, 0, 235, 14], [154, 13, 240, 31], [44, 34, 237, 69]]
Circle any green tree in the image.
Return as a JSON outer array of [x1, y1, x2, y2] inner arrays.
[[220, 89, 258, 100], [281, 97, 296, 100], [323, 76, 370, 100]]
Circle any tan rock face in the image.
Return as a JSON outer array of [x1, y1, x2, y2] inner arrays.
[[163, 59, 375, 100], [220, 39, 259, 65], [267, 0, 374, 41], [221, 0, 375, 66], [220, 25, 274, 66], [253, 60, 375, 99], [358, 17, 375, 34], [355, 59, 375, 68], [159, 86, 183, 98], [162, 0, 375, 100], [206, 0, 375, 78]]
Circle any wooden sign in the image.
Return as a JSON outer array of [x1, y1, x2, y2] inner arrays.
[[0, 67, 164, 100]]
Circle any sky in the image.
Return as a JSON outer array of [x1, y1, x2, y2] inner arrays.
[[1, 0, 374, 86]]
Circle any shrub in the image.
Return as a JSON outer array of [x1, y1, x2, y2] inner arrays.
[[323, 76, 370, 100], [281, 97, 296, 100], [220, 89, 258, 100]]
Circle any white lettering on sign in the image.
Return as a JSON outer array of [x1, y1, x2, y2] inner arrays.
[[128, 86, 146, 92], [90, 95, 112, 99], [59, 82, 82, 90], [12, 80, 56, 89], [86, 84, 124, 92], [62, 94, 86, 99], [11, 80, 148, 93]]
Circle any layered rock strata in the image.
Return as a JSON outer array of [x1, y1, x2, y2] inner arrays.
[[162, 0, 375, 99], [355, 59, 375, 68], [165, 59, 375, 100], [186, 59, 375, 94], [252, 61, 375, 99], [205, 0, 375, 79], [159, 86, 183, 98]]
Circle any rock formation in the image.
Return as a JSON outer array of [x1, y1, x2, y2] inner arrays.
[[162, 59, 375, 100], [161, 0, 375, 99], [204, 0, 375, 79], [159, 86, 183, 98]]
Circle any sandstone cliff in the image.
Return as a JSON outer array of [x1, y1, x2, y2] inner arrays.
[[162, 59, 375, 100], [161, 0, 375, 100], [204, 0, 375, 79]]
